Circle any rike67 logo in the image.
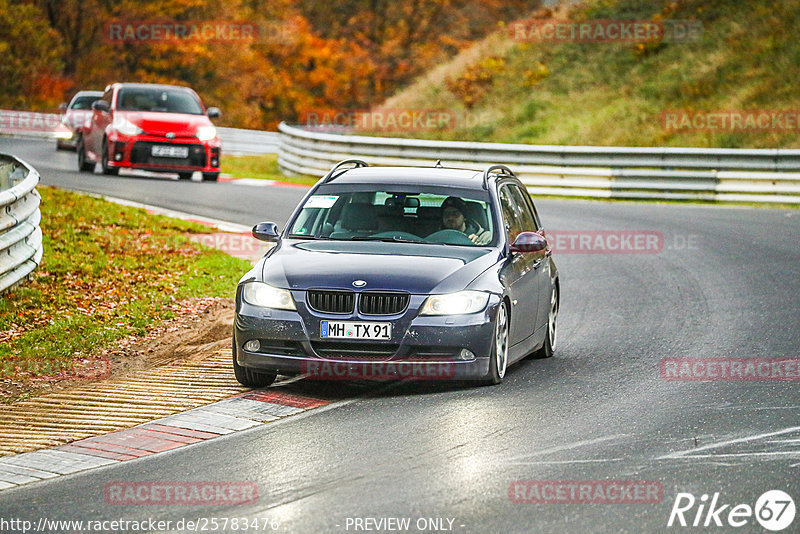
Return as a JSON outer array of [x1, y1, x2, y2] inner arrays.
[[668, 490, 795, 531]]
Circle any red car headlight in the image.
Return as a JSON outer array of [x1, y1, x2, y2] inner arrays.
[[112, 117, 143, 136], [196, 126, 217, 141]]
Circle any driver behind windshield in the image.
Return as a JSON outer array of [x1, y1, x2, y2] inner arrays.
[[441, 196, 491, 245]]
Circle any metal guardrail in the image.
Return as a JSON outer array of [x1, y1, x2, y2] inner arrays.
[[3, 109, 800, 202], [217, 127, 280, 155], [0, 109, 279, 156], [277, 123, 800, 203], [0, 154, 42, 293]]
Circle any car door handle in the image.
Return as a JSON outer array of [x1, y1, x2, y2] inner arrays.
[[532, 258, 543, 269]]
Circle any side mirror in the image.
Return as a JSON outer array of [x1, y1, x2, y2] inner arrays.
[[207, 107, 221, 119], [92, 100, 110, 113], [252, 222, 280, 242], [58, 103, 68, 111], [509, 232, 547, 254]]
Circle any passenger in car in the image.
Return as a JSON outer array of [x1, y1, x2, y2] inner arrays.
[[441, 196, 491, 245]]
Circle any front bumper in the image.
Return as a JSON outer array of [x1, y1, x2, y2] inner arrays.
[[234, 292, 501, 381], [105, 132, 221, 173]]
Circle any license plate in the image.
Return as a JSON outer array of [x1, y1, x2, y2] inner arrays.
[[151, 145, 189, 158], [321, 321, 391, 340]]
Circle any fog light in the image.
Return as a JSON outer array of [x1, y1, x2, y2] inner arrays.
[[114, 153, 122, 161], [457, 349, 475, 361], [244, 339, 260, 352], [210, 156, 219, 167]]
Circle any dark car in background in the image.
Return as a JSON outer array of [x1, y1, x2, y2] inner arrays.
[[78, 82, 221, 181], [56, 90, 103, 150], [233, 161, 560, 387]]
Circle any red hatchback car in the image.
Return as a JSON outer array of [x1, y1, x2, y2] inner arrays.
[[78, 83, 221, 181]]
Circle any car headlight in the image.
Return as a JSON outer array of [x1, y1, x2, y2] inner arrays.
[[196, 126, 216, 141], [112, 117, 143, 136], [242, 282, 296, 310], [420, 291, 490, 315]]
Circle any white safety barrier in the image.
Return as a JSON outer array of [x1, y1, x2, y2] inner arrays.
[[217, 127, 280, 155], [277, 123, 800, 203], [0, 154, 42, 293]]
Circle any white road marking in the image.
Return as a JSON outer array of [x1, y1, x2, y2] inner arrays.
[[663, 451, 800, 459], [506, 458, 624, 465], [658, 426, 800, 459], [505, 434, 626, 463], [226, 178, 276, 187]]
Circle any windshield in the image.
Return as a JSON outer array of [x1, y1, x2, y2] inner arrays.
[[288, 189, 496, 246], [69, 95, 101, 110], [116, 87, 204, 114]]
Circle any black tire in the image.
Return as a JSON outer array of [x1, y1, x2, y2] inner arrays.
[[178, 172, 193, 180], [202, 172, 219, 182], [77, 137, 94, 172], [101, 139, 118, 175], [530, 286, 558, 359], [232, 337, 277, 388], [481, 302, 509, 385]]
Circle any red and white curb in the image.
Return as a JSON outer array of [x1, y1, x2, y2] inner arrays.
[[97, 195, 250, 233], [0, 390, 330, 491], [218, 175, 310, 188]]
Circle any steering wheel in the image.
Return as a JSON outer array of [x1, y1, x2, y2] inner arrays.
[[425, 229, 475, 245], [368, 231, 424, 240]]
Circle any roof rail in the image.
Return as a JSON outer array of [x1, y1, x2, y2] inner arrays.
[[482, 164, 515, 189], [322, 159, 368, 183]]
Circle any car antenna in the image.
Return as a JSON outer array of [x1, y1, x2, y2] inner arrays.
[[434, 160, 443, 167]]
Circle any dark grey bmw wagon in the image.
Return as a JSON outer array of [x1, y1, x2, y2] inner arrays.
[[233, 161, 559, 386]]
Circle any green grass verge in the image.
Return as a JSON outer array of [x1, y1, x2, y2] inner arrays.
[[0, 186, 252, 385], [222, 154, 318, 186], [377, 0, 800, 149]]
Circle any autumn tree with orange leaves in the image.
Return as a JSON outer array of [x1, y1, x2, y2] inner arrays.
[[5, 0, 540, 128]]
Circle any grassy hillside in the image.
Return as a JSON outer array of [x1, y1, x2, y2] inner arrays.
[[379, 0, 800, 148]]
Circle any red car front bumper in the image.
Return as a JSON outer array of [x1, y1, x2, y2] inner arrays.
[[105, 132, 221, 173]]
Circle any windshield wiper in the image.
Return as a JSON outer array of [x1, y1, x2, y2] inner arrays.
[[351, 236, 427, 244]]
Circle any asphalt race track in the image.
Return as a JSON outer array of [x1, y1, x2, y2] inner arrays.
[[1, 137, 799, 533]]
